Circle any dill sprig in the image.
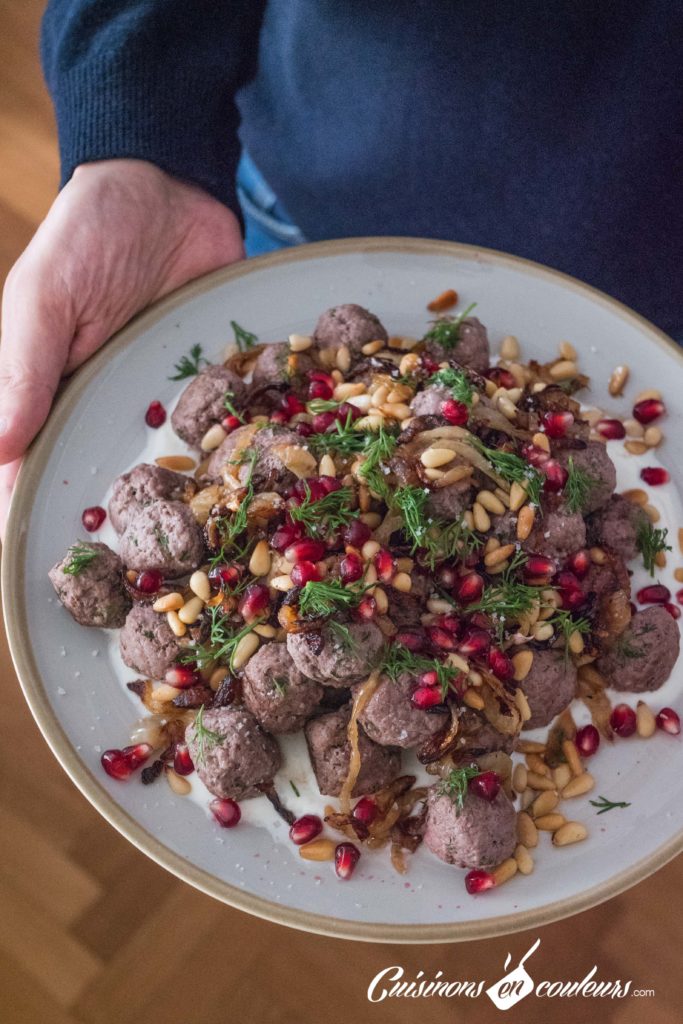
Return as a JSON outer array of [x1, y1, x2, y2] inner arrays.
[[547, 609, 591, 661], [382, 645, 461, 701], [564, 456, 596, 514], [298, 579, 369, 619], [636, 521, 671, 576], [390, 485, 481, 569], [212, 450, 259, 549], [358, 424, 399, 497], [289, 780, 301, 797], [472, 440, 544, 507], [223, 390, 246, 422], [468, 551, 538, 641], [192, 705, 225, 765], [424, 302, 477, 349], [590, 795, 631, 815], [305, 414, 369, 458], [182, 606, 264, 671], [428, 367, 474, 406], [231, 320, 258, 352], [329, 620, 353, 649], [436, 765, 481, 812], [307, 398, 341, 414], [169, 343, 207, 380], [62, 544, 99, 576], [288, 484, 355, 539]]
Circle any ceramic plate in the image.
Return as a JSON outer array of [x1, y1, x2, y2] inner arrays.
[[4, 238, 683, 942]]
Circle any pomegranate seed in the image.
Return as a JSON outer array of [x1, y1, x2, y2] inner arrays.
[[465, 869, 496, 894], [357, 595, 377, 620], [291, 561, 322, 586], [336, 402, 362, 423], [334, 842, 360, 880], [222, 413, 244, 432], [165, 666, 201, 689], [173, 743, 195, 776], [208, 562, 242, 590], [135, 569, 163, 594], [487, 367, 516, 389], [352, 797, 377, 825], [437, 614, 462, 636], [521, 442, 550, 468], [319, 475, 343, 494], [312, 411, 338, 433], [543, 459, 568, 493], [441, 399, 469, 425], [427, 626, 457, 651], [281, 393, 306, 417], [610, 703, 637, 738], [523, 554, 557, 580], [411, 685, 444, 709], [596, 418, 626, 440], [419, 670, 439, 687], [556, 570, 587, 611], [239, 583, 271, 621], [289, 814, 323, 845], [664, 602, 681, 620], [308, 378, 334, 401], [295, 421, 314, 438], [575, 724, 600, 756], [457, 627, 490, 658], [270, 410, 289, 425], [210, 798, 241, 828], [82, 505, 106, 531], [285, 539, 326, 563], [421, 355, 441, 374], [640, 466, 669, 486], [656, 707, 681, 735], [567, 550, 590, 579], [468, 770, 500, 802], [374, 548, 396, 582], [101, 743, 152, 780], [292, 477, 328, 502], [341, 519, 372, 547], [271, 521, 304, 553], [145, 400, 166, 428], [636, 584, 671, 604], [340, 552, 364, 584], [488, 647, 513, 680], [633, 398, 665, 424], [542, 410, 574, 438], [396, 630, 425, 651], [455, 572, 484, 604], [677, 588, 683, 606], [308, 370, 336, 387]]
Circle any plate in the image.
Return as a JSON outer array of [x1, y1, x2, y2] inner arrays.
[[4, 237, 683, 942]]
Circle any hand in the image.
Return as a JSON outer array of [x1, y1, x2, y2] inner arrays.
[[0, 159, 244, 535]]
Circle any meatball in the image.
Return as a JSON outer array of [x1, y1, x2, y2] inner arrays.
[[409, 383, 451, 418], [304, 707, 401, 797], [423, 317, 490, 374], [452, 709, 516, 757], [286, 621, 384, 687], [423, 786, 517, 868], [119, 500, 205, 577], [186, 707, 281, 800], [387, 592, 424, 630], [313, 304, 388, 357], [251, 341, 315, 390], [587, 495, 648, 562], [119, 602, 182, 679], [108, 463, 191, 534], [524, 506, 587, 561], [207, 425, 302, 494], [242, 642, 323, 734], [425, 473, 474, 521], [171, 365, 246, 448], [597, 606, 680, 692], [518, 648, 577, 729], [357, 673, 448, 748], [555, 442, 616, 513], [48, 541, 130, 628]]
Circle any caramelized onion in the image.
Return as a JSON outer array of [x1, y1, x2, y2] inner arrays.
[[339, 671, 381, 814]]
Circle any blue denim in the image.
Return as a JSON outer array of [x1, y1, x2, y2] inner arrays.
[[237, 152, 306, 258]]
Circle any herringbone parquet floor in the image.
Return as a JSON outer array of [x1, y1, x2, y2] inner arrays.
[[1, 3, 681, 1022]]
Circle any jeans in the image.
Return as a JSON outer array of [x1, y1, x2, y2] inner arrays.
[[236, 152, 307, 258]]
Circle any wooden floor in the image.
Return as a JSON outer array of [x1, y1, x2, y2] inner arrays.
[[1, 3, 682, 1022]]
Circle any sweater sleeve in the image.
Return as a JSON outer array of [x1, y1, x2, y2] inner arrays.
[[40, 0, 266, 212]]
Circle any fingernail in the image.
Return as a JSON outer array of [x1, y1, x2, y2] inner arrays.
[[0, 417, 7, 436]]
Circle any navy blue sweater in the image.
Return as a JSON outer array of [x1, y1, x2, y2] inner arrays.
[[41, 1, 683, 335]]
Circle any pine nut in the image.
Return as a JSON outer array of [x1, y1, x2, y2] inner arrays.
[[392, 572, 412, 593], [200, 423, 228, 452], [484, 542, 516, 568], [515, 688, 532, 722], [622, 487, 648, 506], [153, 592, 184, 613], [559, 339, 577, 360], [476, 490, 506, 515], [636, 700, 656, 738], [568, 629, 585, 654], [553, 763, 572, 790], [249, 539, 272, 577], [625, 440, 648, 455], [189, 570, 211, 602], [561, 738, 584, 777], [333, 381, 365, 401], [553, 821, 588, 847], [166, 769, 191, 796], [362, 339, 385, 356], [644, 504, 660, 523], [360, 512, 383, 528], [399, 352, 420, 376], [153, 682, 181, 702], [531, 790, 559, 817], [512, 763, 528, 794], [254, 623, 277, 638], [549, 359, 578, 381], [270, 574, 294, 591], [387, 335, 418, 351], [178, 596, 205, 625], [427, 598, 454, 614], [492, 858, 518, 886], [232, 631, 260, 670], [427, 288, 458, 312], [520, 788, 536, 811], [590, 546, 607, 564], [530, 432, 550, 454], [514, 844, 534, 875], [500, 335, 520, 360], [505, 387, 523, 403], [434, 465, 474, 487], [421, 447, 456, 469], [512, 649, 534, 681], [209, 667, 228, 691], [364, 564, 378, 585], [498, 396, 518, 420], [463, 510, 475, 530], [472, 502, 491, 532], [166, 610, 186, 637], [624, 418, 645, 438], [634, 387, 662, 403], [526, 753, 550, 776], [517, 811, 538, 848], [155, 455, 196, 472], [463, 688, 485, 710], [517, 504, 535, 541], [299, 839, 336, 861], [535, 813, 566, 832], [644, 426, 663, 447], [532, 622, 554, 642], [424, 468, 445, 482], [373, 587, 389, 614], [561, 772, 595, 798], [509, 481, 527, 511], [288, 333, 312, 352], [358, 542, 378, 563], [655, 551, 667, 569], [381, 402, 412, 421], [675, 567, 683, 583], [527, 771, 556, 791], [336, 345, 351, 372], [318, 454, 337, 478], [371, 384, 389, 408], [395, 557, 414, 572], [484, 378, 497, 397], [517, 740, 546, 754], [608, 365, 629, 397]]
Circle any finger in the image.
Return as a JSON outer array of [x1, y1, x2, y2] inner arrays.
[[0, 459, 20, 541]]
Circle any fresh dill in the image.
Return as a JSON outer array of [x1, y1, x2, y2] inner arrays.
[[182, 607, 264, 670], [272, 676, 288, 696], [357, 424, 399, 497], [468, 551, 537, 641], [428, 367, 474, 407], [223, 390, 245, 422], [62, 544, 98, 576], [230, 320, 258, 352], [613, 633, 645, 661], [306, 398, 341, 414], [564, 456, 596, 514], [424, 302, 477, 349], [436, 765, 481, 812], [298, 579, 369, 619], [390, 485, 480, 568], [288, 484, 355, 538], [391, 485, 431, 551], [305, 414, 369, 458], [636, 521, 671, 576], [153, 525, 170, 552], [472, 440, 544, 507], [548, 609, 591, 661], [192, 705, 225, 765], [329, 620, 353, 649], [289, 780, 301, 798], [169, 343, 207, 380], [382, 645, 461, 701], [213, 450, 259, 547], [589, 795, 631, 815]]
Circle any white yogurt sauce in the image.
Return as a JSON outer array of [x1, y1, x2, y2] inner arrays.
[[91, 399, 682, 851]]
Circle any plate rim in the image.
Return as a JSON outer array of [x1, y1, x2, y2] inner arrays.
[[3, 235, 683, 943]]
